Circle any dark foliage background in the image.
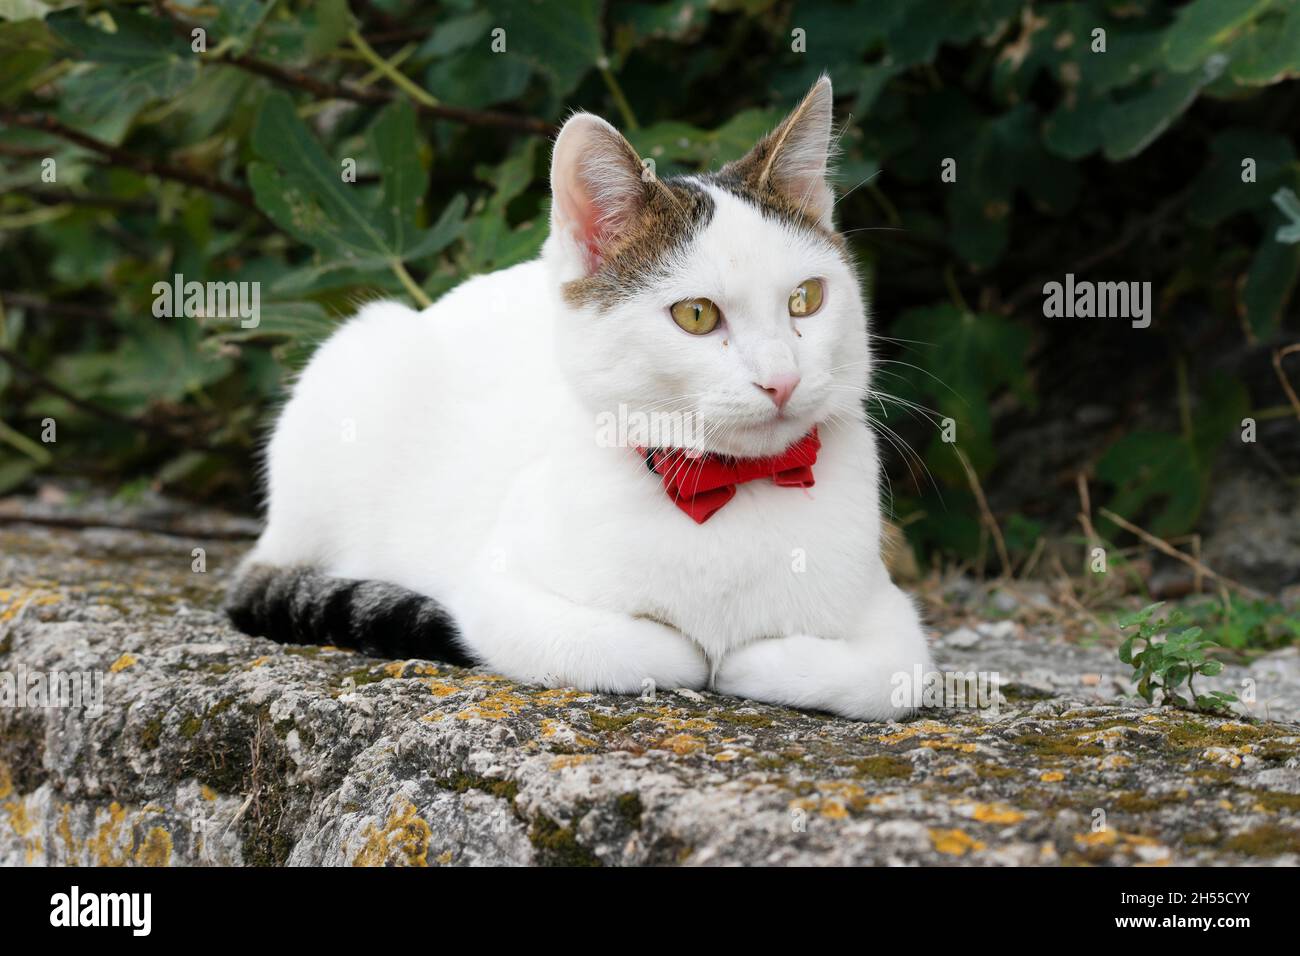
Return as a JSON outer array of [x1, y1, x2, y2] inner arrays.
[[1, 0, 1298, 579]]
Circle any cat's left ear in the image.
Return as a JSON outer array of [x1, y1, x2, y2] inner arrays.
[[731, 76, 835, 227], [549, 112, 650, 274]]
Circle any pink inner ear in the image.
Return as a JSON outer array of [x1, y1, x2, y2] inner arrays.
[[572, 200, 606, 273]]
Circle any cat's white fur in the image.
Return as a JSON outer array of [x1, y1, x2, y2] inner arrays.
[[247, 79, 934, 719]]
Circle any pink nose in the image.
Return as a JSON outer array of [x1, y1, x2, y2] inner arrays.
[[755, 374, 800, 410]]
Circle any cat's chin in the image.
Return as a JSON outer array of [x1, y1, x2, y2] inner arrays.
[[706, 416, 820, 459]]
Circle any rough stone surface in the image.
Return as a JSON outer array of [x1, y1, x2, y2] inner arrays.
[[2, 492, 1300, 867]]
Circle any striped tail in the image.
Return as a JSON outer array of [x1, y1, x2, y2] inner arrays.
[[224, 563, 474, 666]]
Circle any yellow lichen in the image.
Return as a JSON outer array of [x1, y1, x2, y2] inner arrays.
[[133, 826, 172, 866], [353, 798, 432, 867], [970, 803, 1025, 824], [57, 804, 78, 861], [91, 802, 132, 867], [455, 689, 530, 720], [4, 797, 33, 836], [109, 653, 137, 673], [535, 688, 594, 705], [921, 739, 978, 753], [875, 720, 956, 744], [931, 828, 985, 856], [658, 733, 705, 755], [550, 754, 592, 771], [1040, 770, 1065, 782]]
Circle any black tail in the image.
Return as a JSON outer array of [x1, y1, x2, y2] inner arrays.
[[224, 563, 475, 666]]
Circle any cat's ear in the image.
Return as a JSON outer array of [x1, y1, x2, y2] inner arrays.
[[550, 113, 649, 274], [733, 76, 835, 227]]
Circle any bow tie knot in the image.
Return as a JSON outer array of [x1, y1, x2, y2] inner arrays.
[[640, 428, 821, 524]]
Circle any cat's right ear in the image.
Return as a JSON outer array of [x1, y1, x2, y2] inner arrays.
[[549, 113, 649, 275]]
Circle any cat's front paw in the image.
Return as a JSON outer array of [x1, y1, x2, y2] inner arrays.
[[714, 632, 931, 722], [531, 615, 709, 695]]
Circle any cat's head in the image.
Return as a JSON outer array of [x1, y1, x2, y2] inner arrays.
[[544, 77, 869, 459]]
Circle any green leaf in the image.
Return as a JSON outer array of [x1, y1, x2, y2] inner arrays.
[[484, 0, 601, 96], [1097, 431, 1204, 537], [417, 9, 492, 59], [1219, 0, 1300, 86], [48, 7, 198, 114], [212, 0, 270, 54], [249, 91, 458, 279], [1163, 0, 1275, 73], [0, 18, 53, 101], [305, 0, 353, 58], [424, 44, 532, 109], [1187, 130, 1296, 226], [1243, 207, 1300, 336], [367, 98, 426, 254], [1102, 65, 1219, 161], [891, 305, 1032, 477], [1273, 187, 1300, 242]]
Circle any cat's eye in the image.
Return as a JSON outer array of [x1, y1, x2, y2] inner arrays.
[[788, 278, 825, 317], [670, 298, 721, 335]]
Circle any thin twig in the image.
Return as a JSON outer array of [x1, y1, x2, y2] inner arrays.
[[1271, 343, 1300, 423], [0, 292, 115, 323], [0, 346, 221, 453], [954, 446, 1011, 578], [1097, 506, 1264, 600], [0, 513, 258, 541], [211, 51, 555, 136]]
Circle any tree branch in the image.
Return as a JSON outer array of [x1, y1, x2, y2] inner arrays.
[[0, 111, 257, 209], [0, 346, 224, 454], [214, 52, 556, 136]]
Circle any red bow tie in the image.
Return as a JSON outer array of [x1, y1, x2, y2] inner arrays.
[[640, 428, 820, 524]]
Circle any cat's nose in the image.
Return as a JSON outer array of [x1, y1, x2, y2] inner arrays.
[[755, 374, 800, 409]]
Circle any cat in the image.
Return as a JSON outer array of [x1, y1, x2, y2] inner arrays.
[[226, 76, 935, 720]]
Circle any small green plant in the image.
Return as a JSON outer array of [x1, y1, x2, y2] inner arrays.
[[1117, 602, 1238, 715], [1183, 596, 1300, 654]]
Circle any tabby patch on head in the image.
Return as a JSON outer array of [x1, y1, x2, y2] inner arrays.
[[551, 76, 843, 312]]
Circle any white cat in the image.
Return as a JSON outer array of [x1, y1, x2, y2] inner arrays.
[[227, 77, 934, 720]]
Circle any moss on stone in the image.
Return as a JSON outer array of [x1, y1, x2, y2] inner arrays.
[[1251, 791, 1300, 812], [529, 814, 601, 866], [849, 754, 913, 779], [1221, 823, 1300, 857], [615, 793, 644, 830], [139, 715, 164, 751], [178, 712, 203, 739], [589, 713, 638, 733], [441, 771, 520, 803], [724, 713, 774, 729], [1112, 791, 1184, 813], [1163, 719, 1266, 751], [1011, 733, 1104, 759]]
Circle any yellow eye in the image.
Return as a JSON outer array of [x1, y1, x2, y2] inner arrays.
[[788, 278, 824, 317], [670, 298, 721, 335]]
